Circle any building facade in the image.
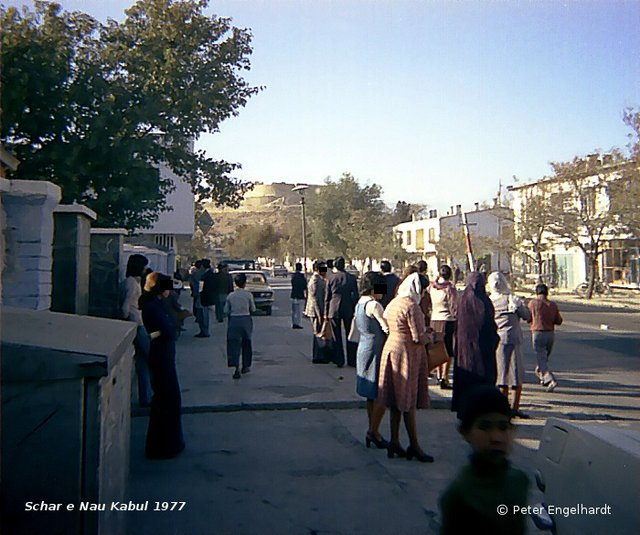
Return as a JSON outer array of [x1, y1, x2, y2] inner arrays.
[[393, 204, 513, 279], [508, 159, 639, 289]]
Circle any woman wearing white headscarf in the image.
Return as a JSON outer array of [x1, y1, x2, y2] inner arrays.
[[377, 272, 434, 462], [487, 272, 532, 418]]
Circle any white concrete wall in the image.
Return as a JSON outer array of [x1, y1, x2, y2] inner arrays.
[[138, 163, 194, 236], [1, 180, 61, 309], [122, 244, 171, 277]]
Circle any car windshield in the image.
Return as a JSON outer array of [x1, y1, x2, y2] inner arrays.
[[248, 274, 267, 284]]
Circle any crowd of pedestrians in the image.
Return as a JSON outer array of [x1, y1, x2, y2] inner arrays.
[[119, 252, 563, 475], [294, 256, 565, 465]]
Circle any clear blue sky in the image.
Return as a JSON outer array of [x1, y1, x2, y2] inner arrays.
[[7, 0, 640, 213]]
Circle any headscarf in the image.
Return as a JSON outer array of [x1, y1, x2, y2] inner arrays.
[[487, 271, 510, 296], [456, 272, 492, 373], [488, 271, 521, 312], [395, 272, 422, 305]]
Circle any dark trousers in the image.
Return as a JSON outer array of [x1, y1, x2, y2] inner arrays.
[[311, 316, 330, 363], [146, 343, 184, 459], [330, 315, 357, 367], [214, 294, 227, 322], [227, 316, 253, 369]]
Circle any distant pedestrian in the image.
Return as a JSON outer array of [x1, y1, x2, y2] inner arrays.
[[140, 272, 185, 459], [355, 272, 390, 449], [488, 272, 532, 418], [212, 264, 234, 323], [527, 284, 563, 392], [291, 262, 307, 329], [305, 261, 330, 363], [324, 256, 359, 367], [121, 254, 152, 407], [429, 264, 458, 390], [378, 273, 434, 462], [379, 260, 400, 308], [439, 385, 529, 535], [452, 272, 500, 415], [197, 259, 214, 337], [224, 272, 256, 379], [189, 260, 206, 334]]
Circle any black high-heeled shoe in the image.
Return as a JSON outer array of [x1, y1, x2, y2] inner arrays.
[[387, 443, 407, 459], [365, 432, 390, 450], [406, 445, 434, 463]]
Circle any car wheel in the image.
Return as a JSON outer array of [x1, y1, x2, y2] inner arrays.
[[265, 306, 272, 316]]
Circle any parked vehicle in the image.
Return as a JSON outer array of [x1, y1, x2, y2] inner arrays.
[[229, 270, 274, 315], [225, 259, 256, 271], [271, 265, 289, 277], [530, 418, 640, 534]]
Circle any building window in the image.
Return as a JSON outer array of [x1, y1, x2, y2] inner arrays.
[[416, 229, 424, 250], [406, 230, 412, 246], [428, 228, 435, 243]]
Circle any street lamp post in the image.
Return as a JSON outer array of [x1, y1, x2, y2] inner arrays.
[[292, 185, 308, 272]]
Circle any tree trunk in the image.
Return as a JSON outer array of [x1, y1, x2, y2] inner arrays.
[[585, 256, 598, 300], [536, 250, 544, 284]]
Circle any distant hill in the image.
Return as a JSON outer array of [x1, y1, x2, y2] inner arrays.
[[201, 181, 323, 241]]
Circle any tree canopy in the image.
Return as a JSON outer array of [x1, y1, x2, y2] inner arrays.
[[306, 173, 403, 262], [608, 109, 640, 237], [1, 0, 261, 230]]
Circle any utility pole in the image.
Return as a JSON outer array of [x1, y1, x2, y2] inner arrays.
[[497, 179, 502, 271], [292, 185, 308, 272], [461, 210, 475, 272]]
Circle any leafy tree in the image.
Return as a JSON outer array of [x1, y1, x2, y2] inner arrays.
[[436, 225, 468, 268], [391, 201, 427, 225], [223, 222, 283, 259], [548, 155, 626, 299], [1, 0, 260, 230], [513, 183, 556, 282], [305, 173, 403, 262], [608, 109, 640, 237]]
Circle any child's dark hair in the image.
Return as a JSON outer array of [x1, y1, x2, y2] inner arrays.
[[535, 283, 549, 296], [458, 385, 511, 432], [234, 273, 247, 288]]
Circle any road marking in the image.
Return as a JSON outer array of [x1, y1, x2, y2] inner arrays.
[[561, 320, 637, 335]]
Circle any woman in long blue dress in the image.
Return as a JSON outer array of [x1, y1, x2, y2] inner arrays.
[[140, 272, 185, 459], [355, 272, 390, 449]]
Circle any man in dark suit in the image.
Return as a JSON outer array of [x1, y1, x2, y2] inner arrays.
[[211, 263, 234, 323], [324, 256, 359, 367], [380, 260, 400, 309], [198, 259, 214, 337]]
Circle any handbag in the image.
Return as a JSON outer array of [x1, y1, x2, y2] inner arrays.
[[319, 318, 335, 342], [427, 331, 450, 372], [347, 320, 360, 343]]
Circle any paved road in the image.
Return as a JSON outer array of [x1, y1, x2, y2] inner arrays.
[[124, 278, 639, 535]]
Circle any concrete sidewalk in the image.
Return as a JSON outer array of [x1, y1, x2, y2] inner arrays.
[[125, 309, 544, 535], [134, 307, 452, 412]]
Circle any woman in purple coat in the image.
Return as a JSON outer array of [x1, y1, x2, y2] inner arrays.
[[140, 272, 185, 459], [451, 272, 500, 415]]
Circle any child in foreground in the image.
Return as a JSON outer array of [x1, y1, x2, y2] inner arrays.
[[439, 385, 530, 535]]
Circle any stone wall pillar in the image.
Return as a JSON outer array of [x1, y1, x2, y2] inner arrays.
[[51, 205, 97, 315], [1, 180, 61, 310], [89, 228, 127, 319]]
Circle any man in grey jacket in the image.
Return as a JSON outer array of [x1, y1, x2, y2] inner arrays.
[[305, 261, 329, 363]]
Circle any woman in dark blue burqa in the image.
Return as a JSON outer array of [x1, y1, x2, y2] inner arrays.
[[451, 272, 500, 415], [140, 272, 185, 459]]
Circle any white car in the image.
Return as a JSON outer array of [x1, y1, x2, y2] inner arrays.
[[531, 418, 640, 534]]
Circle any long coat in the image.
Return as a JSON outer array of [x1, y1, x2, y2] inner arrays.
[[141, 297, 185, 459], [377, 296, 430, 412], [324, 270, 358, 319]]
